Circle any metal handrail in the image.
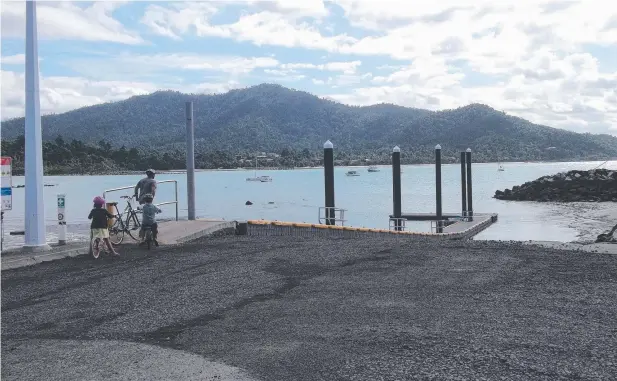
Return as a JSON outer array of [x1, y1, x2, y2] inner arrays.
[[318, 206, 347, 226], [430, 220, 446, 233], [103, 179, 179, 221], [389, 217, 407, 231]]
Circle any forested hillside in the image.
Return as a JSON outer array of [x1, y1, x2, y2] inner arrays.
[[2, 83, 616, 167]]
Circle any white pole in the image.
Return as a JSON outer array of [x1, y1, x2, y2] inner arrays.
[[185, 102, 196, 220], [57, 194, 66, 245], [24, 1, 49, 251]]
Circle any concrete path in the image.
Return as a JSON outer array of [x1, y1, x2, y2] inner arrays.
[[1, 219, 236, 270], [1, 242, 90, 271]]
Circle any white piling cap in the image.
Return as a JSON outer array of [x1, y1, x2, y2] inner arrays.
[[466, 148, 472, 152], [435, 144, 442, 150], [324, 140, 333, 149], [393, 146, 400, 153]]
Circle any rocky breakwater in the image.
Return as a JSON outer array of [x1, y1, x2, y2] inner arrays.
[[494, 169, 617, 202]]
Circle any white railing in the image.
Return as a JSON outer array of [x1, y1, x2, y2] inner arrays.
[[103, 180, 179, 221], [389, 218, 407, 231], [318, 206, 347, 226]]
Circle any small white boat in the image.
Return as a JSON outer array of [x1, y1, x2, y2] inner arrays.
[[346, 170, 360, 176], [246, 157, 273, 182], [368, 166, 380, 172], [247, 175, 272, 182], [498, 161, 505, 171]]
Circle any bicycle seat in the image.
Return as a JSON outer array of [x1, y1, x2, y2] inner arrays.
[[120, 195, 132, 199]]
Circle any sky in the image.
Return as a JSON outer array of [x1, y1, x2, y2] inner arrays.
[[1, 0, 616, 136]]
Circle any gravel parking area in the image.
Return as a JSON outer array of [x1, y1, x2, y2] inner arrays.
[[2, 236, 617, 380]]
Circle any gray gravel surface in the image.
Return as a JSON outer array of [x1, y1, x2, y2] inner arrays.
[[2, 339, 257, 381], [2, 236, 617, 380]]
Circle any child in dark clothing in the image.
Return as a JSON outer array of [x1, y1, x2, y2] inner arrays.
[[88, 196, 119, 257], [139, 193, 161, 247]]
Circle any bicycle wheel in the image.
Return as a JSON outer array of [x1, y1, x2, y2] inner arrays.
[[125, 211, 141, 240], [91, 238, 101, 259], [108, 219, 125, 245], [146, 230, 152, 250]]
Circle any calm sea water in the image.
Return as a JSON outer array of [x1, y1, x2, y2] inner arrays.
[[2, 161, 615, 249]]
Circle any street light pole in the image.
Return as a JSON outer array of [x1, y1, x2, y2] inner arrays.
[[24, 0, 49, 250]]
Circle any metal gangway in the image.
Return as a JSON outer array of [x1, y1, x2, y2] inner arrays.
[[103, 180, 179, 221]]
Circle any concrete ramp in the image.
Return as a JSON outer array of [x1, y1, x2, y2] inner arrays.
[[156, 220, 237, 245], [2, 220, 237, 270]]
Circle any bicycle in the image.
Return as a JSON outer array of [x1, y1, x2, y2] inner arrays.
[[142, 225, 154, 250], [108, 195, 142, 244], [90, 230, 101, 259]]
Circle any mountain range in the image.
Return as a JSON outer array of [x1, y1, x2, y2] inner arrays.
[[2, 83, 616, 163]]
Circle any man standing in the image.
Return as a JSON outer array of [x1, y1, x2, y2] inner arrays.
[[134, 169, 157, 205]]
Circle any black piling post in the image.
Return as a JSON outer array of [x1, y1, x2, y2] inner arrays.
[[392, 146, 402, 231], [460, 151, 467, 219], [324, 140, 335, 225], [466, 148, 473, 221], [435, 144, 443, 233]]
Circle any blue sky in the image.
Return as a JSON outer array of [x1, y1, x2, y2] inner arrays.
[[1, 0, 616, 136]]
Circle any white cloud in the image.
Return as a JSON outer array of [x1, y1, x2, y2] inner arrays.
[[1, 54, 25, 65], [0, 70, 241, 120], [193, 80, 243, 94], [314, 73, 373, 87], [263, 69, 307, 81], [330, 50, 617, 134], [242, 0, 329, 18], [372, 56, 463, 88], [141, 3, 355, 50], [123, 54, 280, 73], [0, 1, 142, 44], [60, 53, 280, 83], [140, 0, 329, 38], [140, 2, 219, 40], [204, 11, 356, 50], [280, 61, 361, 74], [2, 0, 617, 136]]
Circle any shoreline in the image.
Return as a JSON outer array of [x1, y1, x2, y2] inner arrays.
[[8, 159, 616, 177], [555, 202, 617, 242], [1, 202, 615, 250]]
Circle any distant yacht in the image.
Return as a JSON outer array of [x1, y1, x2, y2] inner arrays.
[[346, 170, 360, 176], [368, 166, 380, 172], [247, 175, 273, 182], [246, 156, 273, 182]]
